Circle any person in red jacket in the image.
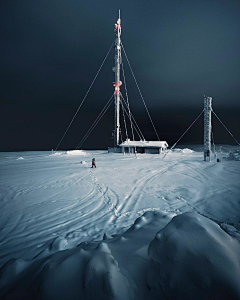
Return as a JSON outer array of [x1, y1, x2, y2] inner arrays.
[[91, 158, 96, 168]]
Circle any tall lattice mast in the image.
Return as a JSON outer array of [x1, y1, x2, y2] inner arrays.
[[113, 10, 122, 147], [204, 95, 212, 161]]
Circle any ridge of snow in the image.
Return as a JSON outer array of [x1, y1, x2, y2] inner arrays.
[[148, 212, 240, 300], [1, 212, 240, 299], [0, 147, 240, 299]]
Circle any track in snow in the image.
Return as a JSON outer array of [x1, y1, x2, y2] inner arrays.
[[0, 150, 239, 267]]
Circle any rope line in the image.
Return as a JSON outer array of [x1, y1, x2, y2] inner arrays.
[[212, 109, 240, 146], [120, 100, 129, 141], [76, 94, 114, 149], [119, 127, 123, 144], [211, 122, 216, 157], [76, 95, 114, 149], [120, 93, 145, 140], [121, 101, 129, 142], [120, 103, 141, 139], [76, 98, 114, 150], [120, 96, 143, 140], [121, 41, 160, 141], [55, 41, 114, 151], [122, 61, 135, 141], [163, 109, 204, 160], [120, 97, 143, 140], [120, 100, 131, 154]]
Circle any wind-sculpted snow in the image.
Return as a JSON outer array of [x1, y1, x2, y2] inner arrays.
[[1, 211, 240, 299], [148, 212, 240, 300], [32, 243, 134, 300], [0, 147, 240, 299], [0, 211, 171, 299]]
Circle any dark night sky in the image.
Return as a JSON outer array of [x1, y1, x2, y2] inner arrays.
[[1, 0, 240, 151]]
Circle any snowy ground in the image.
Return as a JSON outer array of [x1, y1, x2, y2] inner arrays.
[[0, 146, 240, 299]]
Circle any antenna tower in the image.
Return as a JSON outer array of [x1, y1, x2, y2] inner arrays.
[[113, 10, 122, 147], [204, 95, 212, 161]]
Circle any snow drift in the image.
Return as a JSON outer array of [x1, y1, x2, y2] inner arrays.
[[0, 149, 240, 299], [66, 150, 88, 156], [50, 150, 88, 156], [33, 243, 134, 300], [148, 212, 240, 300], [172, 148, 194, 153], [1, 212, 240, 299]]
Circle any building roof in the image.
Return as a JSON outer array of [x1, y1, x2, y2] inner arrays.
[[119, 140, 168, 148]]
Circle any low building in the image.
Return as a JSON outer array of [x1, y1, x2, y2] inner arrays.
[[108, 139, 168, 154]]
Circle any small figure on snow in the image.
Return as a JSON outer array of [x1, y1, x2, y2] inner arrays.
[[91, 158, 96, 168]]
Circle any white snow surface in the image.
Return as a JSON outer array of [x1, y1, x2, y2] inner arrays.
[[50, 150, 88, 156], [0, 146, 240, 299]]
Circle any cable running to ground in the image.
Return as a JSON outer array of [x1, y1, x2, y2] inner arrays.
[[212, 109, 240, 146], [120, 96, 143, 140], [120, 93, 145, 140], [211, 123, 216, 157], [76, 95, 114, 149], [55, 41, 114, 151], [120, 98, 143, 140], [119, 128, 123, 144], [121, 41, 160, 141], [162, 109, 204, 160], [122, 61, 135, 141], [76, 94, 114, 149], [120, 100, 131, 154], [120, 99, 129, 142]]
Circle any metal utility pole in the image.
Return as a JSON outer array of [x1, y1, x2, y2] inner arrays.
[[113, 10, 121, 147], [204, 95, 212, 162]]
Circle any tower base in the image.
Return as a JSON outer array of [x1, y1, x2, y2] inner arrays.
[[108, 147, 122, 153]]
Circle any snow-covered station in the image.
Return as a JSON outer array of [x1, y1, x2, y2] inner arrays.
[[53, 10, 168, 154], [109, 139, 168, 154], [108, 11, 168, 154]]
